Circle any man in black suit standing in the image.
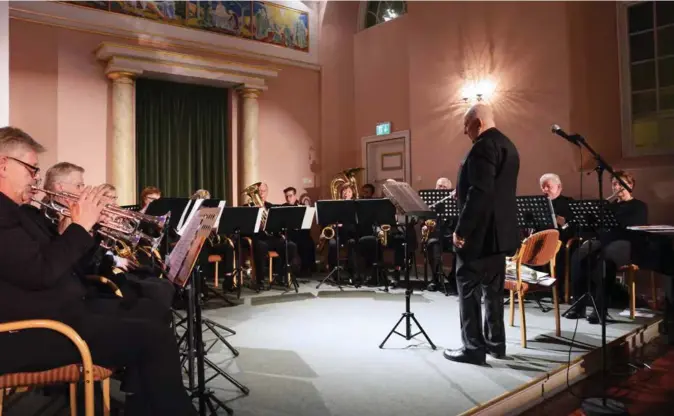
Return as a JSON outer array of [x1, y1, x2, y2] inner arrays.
[[444, 104, 520, 365]]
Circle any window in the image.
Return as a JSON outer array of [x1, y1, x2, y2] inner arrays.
[[363, 1, 407, 30], [620, 1, 674, 156]]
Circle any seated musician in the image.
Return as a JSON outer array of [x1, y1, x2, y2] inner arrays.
[[282, 186, 315, 276], [566, 170, 648, 323], [361, 183, 375, 199], [139, 186, 161, 214], [327, 184, 358, 276], [539, 173, 574, 297], [425, 177, 456, 292], [244, 182, 297, 287], [36, 164, 174, 316], [0, 127, 197, 415]]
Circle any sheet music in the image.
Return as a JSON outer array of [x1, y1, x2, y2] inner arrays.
[[255, 208, 263, 233], [177, 199, 204, 236], [505, 261, 556, 287], [302, 206, 316, 230], [213, 201, 227, 232], [547, 197, 558, 229]]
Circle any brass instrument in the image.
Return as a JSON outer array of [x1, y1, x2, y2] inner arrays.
[[242, 182, 268, 230], [316, 225, 335, 251], [329, 167, 364, 200], [420, 219, 436, 245], [377, 224, 391, 246], [606, 190, 621, 202]]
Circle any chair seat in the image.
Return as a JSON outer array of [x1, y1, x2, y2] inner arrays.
[[0, 364, 113, 388], [268, 251, 279, 258], [208, 255, 222, 263]]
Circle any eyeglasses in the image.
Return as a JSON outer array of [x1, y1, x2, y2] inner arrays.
[[6, 156, 40, 178]]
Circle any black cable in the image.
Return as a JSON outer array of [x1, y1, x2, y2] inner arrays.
[[565, 146, 584, 399]]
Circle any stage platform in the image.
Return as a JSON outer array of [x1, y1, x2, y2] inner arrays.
[[196, 278, 661, 416]]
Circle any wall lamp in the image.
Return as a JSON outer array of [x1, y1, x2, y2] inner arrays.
[[461, 79, 496, 103]]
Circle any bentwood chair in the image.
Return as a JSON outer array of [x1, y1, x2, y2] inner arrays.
[[505, 229, 562, 348], [0, 320, 113, 416]]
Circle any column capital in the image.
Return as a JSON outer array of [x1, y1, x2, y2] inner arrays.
[[237, 87, 262, 99], [107, 71, 137, 83]]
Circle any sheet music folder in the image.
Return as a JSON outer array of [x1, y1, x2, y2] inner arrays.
[[382, 181, 433, 218], [167, 207, 222, 287], [265, 206, 315, 232]]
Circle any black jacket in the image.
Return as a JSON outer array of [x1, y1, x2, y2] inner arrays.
[[455, 127, 520, 259], [0, 192, 93, 322]]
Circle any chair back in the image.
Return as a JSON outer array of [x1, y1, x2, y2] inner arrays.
[[515, 229, 560, 267]]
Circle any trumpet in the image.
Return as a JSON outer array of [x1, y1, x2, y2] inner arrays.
[[31, 186, 170, 235], [606, 190, 621, 202], [316, 225, 335, 251]]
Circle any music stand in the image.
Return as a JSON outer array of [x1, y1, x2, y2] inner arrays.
[[379, 182, 437, 350], [516, 196, 558, 230], [315, 200, 357, 289], [419, 190, 459, 296], [166, 207, 239, 416], [354, 199, 397, 289], [216, 207, 264, 296], [562, 200, 620, 322], [264, 206, 314, 293]]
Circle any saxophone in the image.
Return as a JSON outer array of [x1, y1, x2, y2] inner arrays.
[[377, 224, 391, 246], [420, 219, 436, 245]]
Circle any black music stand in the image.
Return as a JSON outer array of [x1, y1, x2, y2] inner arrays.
[[315, 200, 357, 289], [354, 198, 397, 289], [166, 207, 240, 416], [379, 182, 437, 350], [216, 207, 263, 296], [562, 200, 619, 322], [419, 190, 459, 296], [516, 195, 558, 230], [265, 206, 312, 293]]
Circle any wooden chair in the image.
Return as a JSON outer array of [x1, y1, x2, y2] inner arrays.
[[0, 320, 113, 416], [208, 254, 223, 288], [619, 264, 658, 319], [505, 229, 562, 348]]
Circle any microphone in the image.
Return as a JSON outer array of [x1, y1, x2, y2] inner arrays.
[[551, 124, 580, 146]]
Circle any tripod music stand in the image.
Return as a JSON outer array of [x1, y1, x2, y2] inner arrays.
[[380, 181, 437, 349], [264, 206, 315, 292], [354, 198, 397, 289], [166, 206, 242, 416], [419, 190, 459, 295], [216, 207, 264, 297], [562, 200, 620, 322], [315, 200, 357, 289]]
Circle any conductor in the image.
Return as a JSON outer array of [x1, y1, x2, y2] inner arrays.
[[444, 103, 520, 365]]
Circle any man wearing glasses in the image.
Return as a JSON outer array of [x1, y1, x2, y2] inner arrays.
[[0, 127, 197, 415]]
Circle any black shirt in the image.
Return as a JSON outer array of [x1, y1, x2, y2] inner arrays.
[[551, 194, 573, 223], [608, 199, 648, 228]]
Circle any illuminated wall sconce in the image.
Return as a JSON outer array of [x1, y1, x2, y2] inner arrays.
[[461, 79, 496, 103]]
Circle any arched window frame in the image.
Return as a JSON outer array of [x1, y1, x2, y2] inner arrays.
[[358, 1, 407, 31]]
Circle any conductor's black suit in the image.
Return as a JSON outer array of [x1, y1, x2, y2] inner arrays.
[[0, 192, 196, 416], [453, 127, 520, 360]]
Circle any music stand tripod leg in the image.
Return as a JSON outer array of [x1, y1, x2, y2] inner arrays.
[[316, 228, 344, 290]]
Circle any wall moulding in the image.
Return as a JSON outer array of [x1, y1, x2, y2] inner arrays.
[[96, 42, 278, 90], [10, 1, 320, 71]]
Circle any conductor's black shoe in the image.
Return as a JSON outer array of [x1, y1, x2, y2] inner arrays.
[[564, 307, 586, 320], [443, 348, 486, 365], [587, 312, 600, 325], [487, 349, 506, 359]]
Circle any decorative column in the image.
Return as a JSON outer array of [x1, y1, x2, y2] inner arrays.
[[238, 87, 262, 204], [0, 2, 9, 126], [108, 71, 137, 205]]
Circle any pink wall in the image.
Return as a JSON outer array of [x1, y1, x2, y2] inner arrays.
[[349, 1, 674, 224], [9, 19, 321, 205]]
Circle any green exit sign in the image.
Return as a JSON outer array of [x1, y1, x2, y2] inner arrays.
[[376, 122, 391, 136]]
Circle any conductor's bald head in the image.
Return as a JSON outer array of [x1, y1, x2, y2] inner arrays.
[[463, 103, 495, 142]]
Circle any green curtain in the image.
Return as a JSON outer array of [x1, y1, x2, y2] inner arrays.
[[136, 78, 228, 200]]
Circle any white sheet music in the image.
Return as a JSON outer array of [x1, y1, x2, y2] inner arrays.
[[505, 261, 556, 287], [177, 199, 203, 236], [302, 207, 316, 230], [213, 201, 227, 232], [254, 208, 263, 233]]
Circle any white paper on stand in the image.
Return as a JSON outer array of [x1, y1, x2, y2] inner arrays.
[[177, 199, 204, 236], [505, 261, 557, 287], [254, 208, 263, 233], [212, 201, 226, 232], [302, 207, 316, 230]]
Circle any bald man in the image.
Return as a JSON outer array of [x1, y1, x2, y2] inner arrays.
[[445, 103, 520, 365]]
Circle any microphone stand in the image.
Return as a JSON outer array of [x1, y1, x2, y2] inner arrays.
[[558, 129, 632, 416]]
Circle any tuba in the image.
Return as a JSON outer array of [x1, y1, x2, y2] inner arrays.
[[242, 182, 268, 227], [329, 167, 364, 200]]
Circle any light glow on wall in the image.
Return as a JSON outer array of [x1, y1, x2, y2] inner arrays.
[[461, 79, 496, 103]]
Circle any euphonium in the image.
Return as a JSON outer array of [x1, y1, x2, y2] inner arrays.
[[329, 167, 364, 200], [241, 182, 269, 230], [377, 224, 391, 246], [420, 219, 436, 245]]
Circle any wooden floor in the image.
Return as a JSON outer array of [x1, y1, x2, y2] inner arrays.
[[522, 336, 674, 416]]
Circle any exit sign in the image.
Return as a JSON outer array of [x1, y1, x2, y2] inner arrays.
[[376, 122, 391, 136]]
